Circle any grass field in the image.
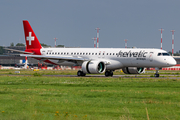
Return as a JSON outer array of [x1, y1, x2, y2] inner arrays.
[[0, 70, 180, 120]]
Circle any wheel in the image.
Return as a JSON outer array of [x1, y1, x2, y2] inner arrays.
[[110, 71, 113, 77], [77, 70, 82, 76], [77, 70, 86, 76], [154, 74, 159, 77], [105, 71, 109, 77], [82, 72, 86, 76], [105, 71, 113, 77]]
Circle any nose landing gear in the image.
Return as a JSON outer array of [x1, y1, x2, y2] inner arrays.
[[154, 68, 160, 77]]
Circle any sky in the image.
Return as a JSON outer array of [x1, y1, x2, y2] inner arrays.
[[0, 0, 180, 53]]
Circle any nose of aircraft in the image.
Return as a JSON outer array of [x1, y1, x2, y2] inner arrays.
[[167, 57, 177, 66]]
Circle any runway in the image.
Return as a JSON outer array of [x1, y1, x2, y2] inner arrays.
[[2, 74, 179, 79], [44, 74, 180, 79]]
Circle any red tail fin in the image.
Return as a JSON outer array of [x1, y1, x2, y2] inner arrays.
[[23, 20, 42, 50]]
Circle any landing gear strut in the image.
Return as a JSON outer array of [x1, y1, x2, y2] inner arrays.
[[77, 70, 86, 76], [154, 68, 160, 77], [105, 70, 113, 77]]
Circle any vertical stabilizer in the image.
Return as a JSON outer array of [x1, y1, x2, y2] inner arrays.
[[23, 20, 42, 50]]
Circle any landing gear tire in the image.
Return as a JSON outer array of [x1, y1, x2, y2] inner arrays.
[[77, 70, 86, 76], [105, 71, 113, 77], [105, 71, 109, 77], [154, 74, 159, 77]]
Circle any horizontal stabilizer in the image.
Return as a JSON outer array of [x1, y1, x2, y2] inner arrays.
[[4, 48, 33, 54]]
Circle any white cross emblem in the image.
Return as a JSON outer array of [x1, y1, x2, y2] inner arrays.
[[26, 32, 34, 45]]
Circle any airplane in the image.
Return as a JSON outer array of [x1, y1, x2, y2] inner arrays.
[[14, 20, 176, 77], [14, 56, 34, 69]]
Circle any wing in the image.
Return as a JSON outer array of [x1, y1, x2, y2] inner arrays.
[[20, 54, 88, 61]]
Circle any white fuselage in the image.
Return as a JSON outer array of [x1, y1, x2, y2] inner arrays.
[[40, 47, 176, 70]]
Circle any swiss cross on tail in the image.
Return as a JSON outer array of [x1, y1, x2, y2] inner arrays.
[[23, 20, 42, 50], [26, 32, 34, 45]]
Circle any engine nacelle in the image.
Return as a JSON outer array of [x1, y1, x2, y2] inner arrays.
[[122, 67, 145, 74], [82, 61, 106, 74]]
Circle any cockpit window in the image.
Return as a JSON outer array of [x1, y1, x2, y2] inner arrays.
[[157, 53, 162, 56], [162, 53, 170, 56], [158, 53, 170, 56]]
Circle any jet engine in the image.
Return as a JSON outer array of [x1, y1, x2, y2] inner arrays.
[[122, 67, 145, 74], [82, 61, 106, 74]]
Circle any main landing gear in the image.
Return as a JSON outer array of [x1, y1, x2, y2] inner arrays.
[[77, 70, 114, 77], [154, 68, 160, 77], [105, 70, 113, 77], [77, 70, 86, 76]]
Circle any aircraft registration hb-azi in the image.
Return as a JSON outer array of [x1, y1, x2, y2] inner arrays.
[[7, 20, 177, 77]]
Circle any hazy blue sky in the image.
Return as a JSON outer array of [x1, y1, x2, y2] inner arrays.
[[0, 0, 180, 52]]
